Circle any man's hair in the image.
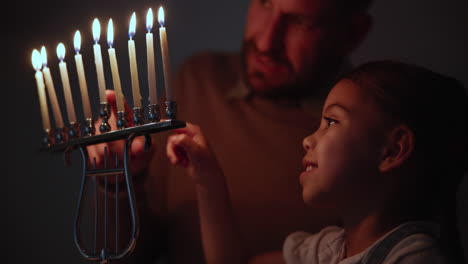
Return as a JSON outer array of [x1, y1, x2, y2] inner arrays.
[[337, 0, 374, 14], [342, 60, 468, 262]]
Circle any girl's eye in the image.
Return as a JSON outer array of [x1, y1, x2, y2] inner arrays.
[[323, 117, 338, 127]]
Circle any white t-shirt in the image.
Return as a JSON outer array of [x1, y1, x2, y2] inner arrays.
[[283, 221, 449, 264]]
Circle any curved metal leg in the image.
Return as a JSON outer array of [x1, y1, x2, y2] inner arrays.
[[73, 133, 152, 263]]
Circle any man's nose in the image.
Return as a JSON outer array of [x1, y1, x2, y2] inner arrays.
[[256, 13, 284, 53]]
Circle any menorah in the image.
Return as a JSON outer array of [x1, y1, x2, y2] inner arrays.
[[33, 6, 185, 264], [43, 117, 185, 264]]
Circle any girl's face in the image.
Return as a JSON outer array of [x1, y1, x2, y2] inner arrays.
[[300, 79, 390, 210]]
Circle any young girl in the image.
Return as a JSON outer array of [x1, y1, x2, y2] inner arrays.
[[166, 60, 468, 264]]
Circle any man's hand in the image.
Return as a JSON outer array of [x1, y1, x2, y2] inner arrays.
[[86, 90, 155, 183]]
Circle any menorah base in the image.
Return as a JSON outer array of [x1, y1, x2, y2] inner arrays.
[[41, 119, 186, 263]]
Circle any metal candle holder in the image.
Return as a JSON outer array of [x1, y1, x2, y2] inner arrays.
[[99, 102, 111, 133], [54, 127, 66, 144], [41, 102, 185, 264], [116, 111, 127, 129], [132, 107, 144, 126], [84, 118, 96, 137], [42, 129, 54, 147], [68, 122, 81, 139], [148, 104, 161, 122], [165, 100, 177, 120]]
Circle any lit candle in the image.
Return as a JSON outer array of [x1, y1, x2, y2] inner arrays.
[[158, 6, 173, 102], [107, 18, 125, 112], [92, 18, 107, 103], [146, 8, 158, 105], [32, 49, 51, 132], [41, 46, 64, 128], [128, 12, 141, 108], [57, 43, 77, 124], [74, 30, 93, 119]]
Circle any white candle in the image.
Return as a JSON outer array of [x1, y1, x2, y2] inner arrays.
[[128, 12, 141, 108], [57, 43, 77, 124], [32, 49, 51, 131], [146, 8, 158, 105], [107, 18, 125, 112], [74, 30, 93, 119], [92, 18, 107, 103], [41, 46, 64, 128], [158, 6, 173, 102]]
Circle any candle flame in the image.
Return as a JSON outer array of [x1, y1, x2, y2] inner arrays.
[[40, 46, 48, 67], [32, 49, 42, 71], [92, 18, 101, 43], [57, 43, 66, 61], [107, 19, 114, 47], [74, 30, 81, 53], [158, 6, 165, 26], [129, 12, 136, 39], [146, 8, 153, 32]]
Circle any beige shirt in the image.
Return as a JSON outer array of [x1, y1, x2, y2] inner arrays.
[[283, 222, 448, 264], [139, 51, 343, 263]]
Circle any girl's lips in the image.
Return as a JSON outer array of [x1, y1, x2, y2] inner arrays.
[[300, 161, 318, 184], [302, 159, 318, 171]]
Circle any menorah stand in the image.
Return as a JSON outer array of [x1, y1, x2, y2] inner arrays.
[[42, 119, 185, 263]]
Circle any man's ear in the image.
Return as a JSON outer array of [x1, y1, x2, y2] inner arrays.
[[344, 13, 372, 54], [379, 125, 415, 173]]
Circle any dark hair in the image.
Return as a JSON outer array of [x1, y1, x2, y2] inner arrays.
[[338, 0, 373, 15], [342, 60, 468, 262]]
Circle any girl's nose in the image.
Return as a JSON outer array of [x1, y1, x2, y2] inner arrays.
[[302, 133, 316, 152]]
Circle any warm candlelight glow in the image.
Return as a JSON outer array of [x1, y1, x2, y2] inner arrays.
[[107, 18, 114, 47], [74, 30, 93, 119], [128, 11, 142, 108], [146, 7, 158, 105], [41, 46, 65, 128], [147, 8, 153, 32], [57, 43, 65, 61], [107, 18, 125, 112], [158, 6, 165, 26], [158, 5, 173, 102], [129, 12, 136, 39], [92, 18, 107, 103], [40, 46, 48, 67], [32, 49, 51, 131], [32, 49, 42, 71], [92, 18, 101, 43], [57, 42, 77, 123], [74, 30, 81, 53]]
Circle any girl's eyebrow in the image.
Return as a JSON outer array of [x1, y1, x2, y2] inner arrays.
[[324, 103, 351, 114]]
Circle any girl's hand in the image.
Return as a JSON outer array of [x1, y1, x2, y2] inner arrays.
[[166, 123, 222, 184]]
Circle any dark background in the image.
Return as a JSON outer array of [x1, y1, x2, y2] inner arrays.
[[7, 0, 468, 263]]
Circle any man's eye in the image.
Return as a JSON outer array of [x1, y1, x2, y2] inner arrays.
[[260, 0, 272, 9], [323, 117, 337, 127], [290, 16, 317, 31]]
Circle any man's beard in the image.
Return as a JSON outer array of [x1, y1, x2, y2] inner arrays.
[[240, 39, 301, 99], [240, 39, 344, 101]]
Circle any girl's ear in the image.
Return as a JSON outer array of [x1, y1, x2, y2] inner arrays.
[[379, 125, 415, 173]]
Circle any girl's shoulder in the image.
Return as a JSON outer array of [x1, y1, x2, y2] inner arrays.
[[283, 225, 345, 264]]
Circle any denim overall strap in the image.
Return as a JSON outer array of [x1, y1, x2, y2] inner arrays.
[[360, 223, 436, 264]]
